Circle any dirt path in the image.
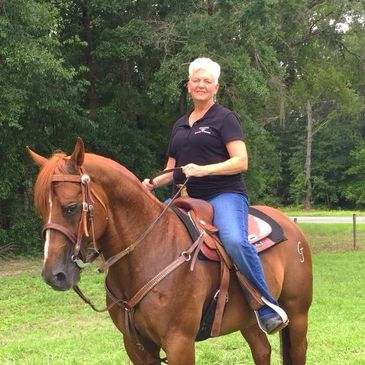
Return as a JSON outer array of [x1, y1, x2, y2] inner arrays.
[[0, 258, 43, 277]]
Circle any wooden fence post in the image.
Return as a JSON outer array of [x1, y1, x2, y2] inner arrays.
[[353, 213, 357, 250]]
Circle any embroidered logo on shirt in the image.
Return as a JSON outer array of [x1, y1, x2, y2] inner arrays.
[[194, 126, 211, 135]]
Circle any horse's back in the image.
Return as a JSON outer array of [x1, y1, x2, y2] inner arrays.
[[252, 205, 312, 308]]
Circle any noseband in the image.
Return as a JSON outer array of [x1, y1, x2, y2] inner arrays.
[[42, 169, 107, 268]]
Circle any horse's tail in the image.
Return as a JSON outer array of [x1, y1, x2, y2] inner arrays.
[[280, 326, 292, 365]]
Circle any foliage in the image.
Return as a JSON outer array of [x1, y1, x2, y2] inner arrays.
[[344, 142, 365, 204], [1, 0, 365, 254]]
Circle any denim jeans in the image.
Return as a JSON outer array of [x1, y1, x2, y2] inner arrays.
[[208, 193, 278, 314]]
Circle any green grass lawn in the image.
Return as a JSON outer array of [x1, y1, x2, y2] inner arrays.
[[281, 208, 365, 217], [1, 250, 365, 364], [298, 223, 365, 252]]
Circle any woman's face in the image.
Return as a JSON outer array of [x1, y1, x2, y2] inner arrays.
[[187, 69, 219, 103]]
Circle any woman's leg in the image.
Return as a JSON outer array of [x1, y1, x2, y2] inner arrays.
[[208, 193, 276, 302], [208, 193, 287, 333]]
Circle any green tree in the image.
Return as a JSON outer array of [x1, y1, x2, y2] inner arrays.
[[270, 0, 365, 208], [0, 0, 88, 254]]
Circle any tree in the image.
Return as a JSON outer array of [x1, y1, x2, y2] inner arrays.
[[270, 0, 365, 208], [0, 0, 88, 254]]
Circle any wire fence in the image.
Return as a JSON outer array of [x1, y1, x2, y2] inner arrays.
[[292, 215, 365, 253]]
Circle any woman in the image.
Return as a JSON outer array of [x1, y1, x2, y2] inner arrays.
[[142, 57, 288, 334]]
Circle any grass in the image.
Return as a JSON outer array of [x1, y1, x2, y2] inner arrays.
[[298, 223, 365, 252], [281, 208, 365, 217], [1, 249, 365, 364]]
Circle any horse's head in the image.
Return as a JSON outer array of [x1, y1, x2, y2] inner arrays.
[[28, 138, 108, 291]]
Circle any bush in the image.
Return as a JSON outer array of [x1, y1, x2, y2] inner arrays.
[[2, 212, 42, 257]]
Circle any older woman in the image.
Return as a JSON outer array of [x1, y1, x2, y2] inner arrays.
[[142, 57, 287, 334]]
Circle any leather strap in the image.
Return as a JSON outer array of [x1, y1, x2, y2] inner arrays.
[[148, 167, 182, 185], [98, 178, 189, 273], [73, 285, 117, 312], [43, 223, 77, 244], [125, 231, 205, 310], [211, 263, 230, 337], [234, 267, 264, 310]]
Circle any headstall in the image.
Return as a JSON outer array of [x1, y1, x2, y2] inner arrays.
[[42, 168, 107, 269]]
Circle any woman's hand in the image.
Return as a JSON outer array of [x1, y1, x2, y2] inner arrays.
[[142, 178, 155, 191], [182, 163, 207, 177]]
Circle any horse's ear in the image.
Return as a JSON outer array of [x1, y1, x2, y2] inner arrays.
[[27, 146, 47, 168], [70, 137, 85, 168]]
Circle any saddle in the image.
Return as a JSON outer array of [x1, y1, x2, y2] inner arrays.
[[171, 196, 286, 340]]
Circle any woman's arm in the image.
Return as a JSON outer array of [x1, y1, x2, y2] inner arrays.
[[182, 140, 248, 177], [142, 157, 176, 190]]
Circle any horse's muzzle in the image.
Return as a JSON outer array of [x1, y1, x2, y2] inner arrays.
[[41, 263, 80, 291]]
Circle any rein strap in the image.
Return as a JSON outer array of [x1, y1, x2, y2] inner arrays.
[[98, 175, 189, 273]]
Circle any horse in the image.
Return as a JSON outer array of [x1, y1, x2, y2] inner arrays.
[[28, 138, 312, 365]]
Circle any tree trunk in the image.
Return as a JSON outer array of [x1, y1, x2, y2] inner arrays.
[[207, 0, 215, 15], [304, 100, 313, 210], [80, 0, 96, 115]]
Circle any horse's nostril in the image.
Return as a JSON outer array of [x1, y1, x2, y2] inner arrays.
[[55, 272, 66, 283]]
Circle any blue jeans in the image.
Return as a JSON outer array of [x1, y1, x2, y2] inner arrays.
[[208, 193, 278, 315]]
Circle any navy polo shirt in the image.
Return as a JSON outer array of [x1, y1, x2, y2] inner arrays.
[[167, 103, 248, 200]]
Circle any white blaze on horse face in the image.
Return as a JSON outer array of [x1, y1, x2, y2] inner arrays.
[[44, 191, 53, 263]]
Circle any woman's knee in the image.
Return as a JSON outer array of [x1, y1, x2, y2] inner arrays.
[[221, 235, 255, 256], [221, 236, 244, 255]]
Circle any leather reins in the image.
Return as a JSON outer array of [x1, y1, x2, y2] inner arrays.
[[97, 167, 185, 273]]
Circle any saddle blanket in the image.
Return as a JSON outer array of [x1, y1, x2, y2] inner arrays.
[[171, 203, 286, 261]]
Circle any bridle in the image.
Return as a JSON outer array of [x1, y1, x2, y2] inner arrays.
[[43, 166, 191, 304], [43, 166, 187, 271], [42, 168, 107, 269]]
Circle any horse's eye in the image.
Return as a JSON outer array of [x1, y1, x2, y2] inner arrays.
[[63, 203, 79, 217]]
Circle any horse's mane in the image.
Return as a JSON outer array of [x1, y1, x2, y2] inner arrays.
[[84, 153, 161, 203], [34, 151, 160, 215], [34, 152, 69, 214]]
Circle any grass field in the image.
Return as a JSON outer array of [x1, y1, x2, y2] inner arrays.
[[1, 212, 365, 364], [298, 223, 365, 252], [1, 246, 365, 364], [282, 208, 365, 217]]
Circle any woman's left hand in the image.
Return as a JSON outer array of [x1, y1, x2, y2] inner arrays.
[[182, 163, 207, 177]]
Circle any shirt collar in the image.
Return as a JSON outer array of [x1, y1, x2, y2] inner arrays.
[[179, 103, 219, 127]]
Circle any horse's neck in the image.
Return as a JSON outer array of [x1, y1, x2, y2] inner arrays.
[[93, 162, 163, 249], [104, 200, 183, 297], [88, 159, 182, 291]]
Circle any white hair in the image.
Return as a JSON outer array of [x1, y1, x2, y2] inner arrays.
[[188, 57, 221, 84]]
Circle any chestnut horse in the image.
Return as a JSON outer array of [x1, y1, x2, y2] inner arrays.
[[29, 138, 312, 365]]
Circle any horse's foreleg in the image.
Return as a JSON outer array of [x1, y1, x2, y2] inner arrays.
[[164, 335, 195, 365], [241, 324, 271, 365], [123, 335, 162, 365]]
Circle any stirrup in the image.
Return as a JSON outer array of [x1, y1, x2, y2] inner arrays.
[[254, 297, 289, 334]]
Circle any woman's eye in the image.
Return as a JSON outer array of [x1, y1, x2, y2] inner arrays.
[[63, 204, 79, 216]]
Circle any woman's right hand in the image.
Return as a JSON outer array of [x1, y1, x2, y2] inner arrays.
[[142, 178, 155, 191]]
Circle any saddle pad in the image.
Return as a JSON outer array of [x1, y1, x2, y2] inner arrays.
[[249, 206, 286, 245], [171, 204, 287, 261], [248, 214, 272, 244]]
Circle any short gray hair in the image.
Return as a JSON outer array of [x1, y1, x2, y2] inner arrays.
[[188, 57, 221, 84]]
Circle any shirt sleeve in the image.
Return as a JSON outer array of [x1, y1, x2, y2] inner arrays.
[[220, 112, 244, 144], [167, 123, 178, 158]]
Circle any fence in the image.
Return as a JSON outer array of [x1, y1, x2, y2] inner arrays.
[[291, 214, 365, 252]]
